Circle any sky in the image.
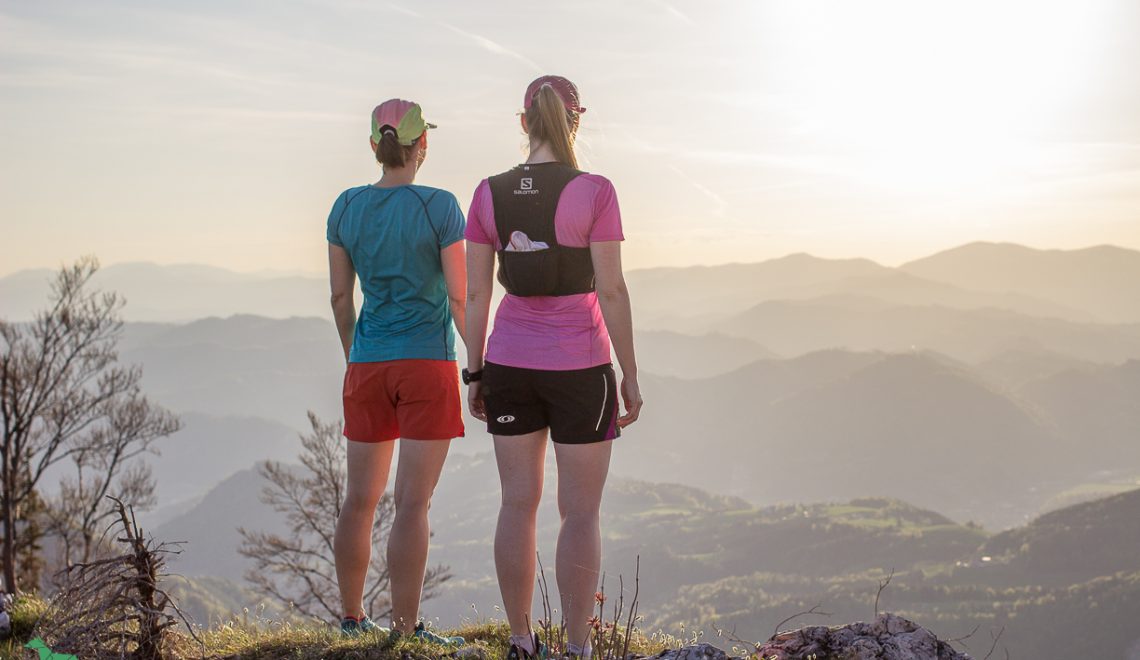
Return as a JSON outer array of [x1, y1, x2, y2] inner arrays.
[[2, 0, 1139, 276]]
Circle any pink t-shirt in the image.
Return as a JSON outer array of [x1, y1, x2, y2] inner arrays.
[[466, 170, 624, 371]]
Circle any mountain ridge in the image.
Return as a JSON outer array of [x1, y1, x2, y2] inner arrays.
[[7, 241, 1137, 323]]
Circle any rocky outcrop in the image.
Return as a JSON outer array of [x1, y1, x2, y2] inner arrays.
[[754, 613, 969, 660], [650, 614, 968, 660]]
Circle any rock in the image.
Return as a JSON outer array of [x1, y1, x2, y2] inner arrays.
[[636, 614, 967, 660], [754, 613, 970, 660], [0, 593, 11, 638], [648, 642, 729, 660]]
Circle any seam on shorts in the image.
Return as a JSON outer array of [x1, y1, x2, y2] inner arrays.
[[594, 372, 609, 432]]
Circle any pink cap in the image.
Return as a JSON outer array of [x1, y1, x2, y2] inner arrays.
[[524, 75, 586, 114]]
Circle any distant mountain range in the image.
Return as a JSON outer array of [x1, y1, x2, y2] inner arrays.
[[627, 251, 1095, 329], [901, 242, 1140, 324], [96, 311, 1138, 531], [5, 242, 1140, 324], [626, 350, 1084, 528], [1, 262, 330, 322], [120, 315, 345, 429], [716, 295, 1140, 363]]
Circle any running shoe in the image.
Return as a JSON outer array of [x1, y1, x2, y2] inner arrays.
[[505, 633, 548, 660], [412, 621, 465, 646], [340, 615, 384, 637]]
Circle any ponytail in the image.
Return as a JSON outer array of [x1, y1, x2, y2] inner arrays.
[[525, 84, 579, 169], [375, 130, 416, 168]]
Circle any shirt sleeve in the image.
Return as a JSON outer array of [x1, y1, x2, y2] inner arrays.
[[326, 190, 348, 247], [435, 193, 466, 248], [464, 180, 495, 246], [588, 177, 625, 243]]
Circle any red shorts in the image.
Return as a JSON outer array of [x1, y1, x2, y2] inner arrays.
[[342, 360, 465, 443]]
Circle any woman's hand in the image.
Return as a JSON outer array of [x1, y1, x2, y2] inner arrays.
[[617, 374, 643, 428], [468, 382, 487, 422]]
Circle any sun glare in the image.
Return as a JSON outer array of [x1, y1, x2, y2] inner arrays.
[[764, 1, 1107, 195]]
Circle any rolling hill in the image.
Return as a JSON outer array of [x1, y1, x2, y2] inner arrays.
[[623, 351, 1080, 528], [647, 486, 1140, 658], [627, 252, 1088, 330], [147, 413, 302, 508], [0, 262, 330, 322], [120, 316, 345, 428], [717, 295, 1140, 362], [1017, 360, 1140, 470], [901, 242, 1140, 323], [973, 347, 1099, 390], [979, 486, 1140, 583], [633, 330, 778, 378]]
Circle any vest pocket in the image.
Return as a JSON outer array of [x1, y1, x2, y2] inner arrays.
[[499, 249, 561, 296]]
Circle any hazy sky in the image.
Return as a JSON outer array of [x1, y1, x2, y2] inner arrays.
[[2, 0, 1139, 276]]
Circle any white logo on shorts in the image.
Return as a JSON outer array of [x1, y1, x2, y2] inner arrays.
[[497, 415, 517, 424]]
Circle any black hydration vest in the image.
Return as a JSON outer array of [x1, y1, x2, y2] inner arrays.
[[488, 163, 596, 297]]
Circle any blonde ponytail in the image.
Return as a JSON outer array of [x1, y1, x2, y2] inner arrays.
[[526, 84, 580, 169]]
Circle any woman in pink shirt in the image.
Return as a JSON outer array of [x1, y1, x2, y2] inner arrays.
[[465, 75, 643, 660]]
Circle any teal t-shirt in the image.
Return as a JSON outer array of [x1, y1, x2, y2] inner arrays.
[[327, 184, 465, 363]]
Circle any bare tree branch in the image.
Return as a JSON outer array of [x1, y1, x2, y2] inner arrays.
[[773, 604, 833, 637], [875, 568, 895, 617], [33, 497, 200, 660], [983, 626, 1006, 660]]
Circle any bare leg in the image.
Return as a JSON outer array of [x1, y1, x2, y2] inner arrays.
[[334, 439, 396, 619], [553, 440, 612, 651], [387, 438, 452, 633], [494, 431, 548, 638]]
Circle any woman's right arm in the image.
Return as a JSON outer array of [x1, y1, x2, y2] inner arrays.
[[328, 243, 357, 362], [465, 241, 496, 421]]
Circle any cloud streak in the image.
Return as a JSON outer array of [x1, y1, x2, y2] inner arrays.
[[440, 23, 544, 73]]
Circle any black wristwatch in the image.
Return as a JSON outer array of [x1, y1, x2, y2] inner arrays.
[[461, 368, 483, 385]]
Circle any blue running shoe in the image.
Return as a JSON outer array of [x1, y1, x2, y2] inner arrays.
[[413, 621, 465, 646], [340, 615, 384, 637]]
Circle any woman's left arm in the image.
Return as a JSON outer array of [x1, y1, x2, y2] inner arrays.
[[328, 243, 357, 361], [441, 240, 468, 347], [592, 240, 643, 427]]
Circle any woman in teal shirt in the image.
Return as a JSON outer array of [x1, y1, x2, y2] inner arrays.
[[326, 98, 466, 642]]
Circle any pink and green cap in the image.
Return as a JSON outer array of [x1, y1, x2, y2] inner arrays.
[[371, 99, 436, 147]]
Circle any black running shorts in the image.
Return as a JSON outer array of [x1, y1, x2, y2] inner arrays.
[[482, 362, 620, 444]]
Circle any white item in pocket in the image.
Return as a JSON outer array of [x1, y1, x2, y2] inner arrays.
[[504, 231, 550, 253]]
